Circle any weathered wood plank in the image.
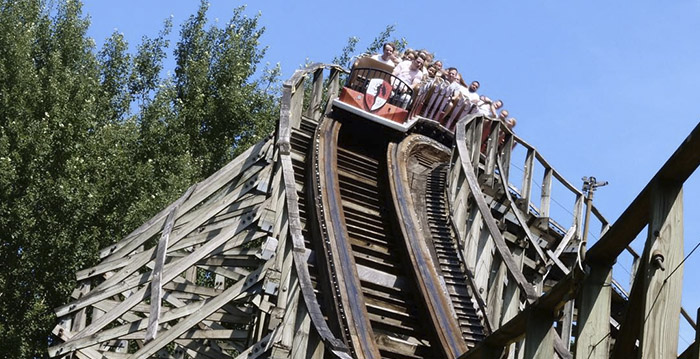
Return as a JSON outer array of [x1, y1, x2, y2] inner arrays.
[[539, 167, 553, 218], [519, 148, 535, 213], [497, 159, 549, 269], [639, 183, 684, 358], [524, 308, 554, 359], [131, 263, 270, 358], [574, 263, 612, 359], [146, 185, 195, 342], [59, 208, 261, 342], [455, 116, 537, 301], [73, 176, 265, 296], [305, 68, 324, 120]]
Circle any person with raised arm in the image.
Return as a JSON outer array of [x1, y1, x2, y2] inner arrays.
[[472, 96, 503, 117]]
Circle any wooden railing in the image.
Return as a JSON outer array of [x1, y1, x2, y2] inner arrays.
[[447, 114, 573, 358], [451, 116, 700, 358], [273, 63, 352, 358]]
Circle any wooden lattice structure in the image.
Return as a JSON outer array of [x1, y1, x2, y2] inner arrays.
[[50, 63, 700, 358]]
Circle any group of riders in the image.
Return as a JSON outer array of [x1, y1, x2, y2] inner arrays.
[[363, 42, 516, 130]]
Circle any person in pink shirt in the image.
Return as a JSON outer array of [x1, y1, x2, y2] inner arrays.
[[392, 54, 426, 88]]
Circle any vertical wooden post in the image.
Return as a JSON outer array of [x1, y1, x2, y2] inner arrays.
[[638, 183, 684, 358], [501, 132, 514, 183], [694, 307, 700, 359], [487, 256, 506, 329], [502, 244, 524, 359], [539, 167, 553, 218], [524, 308, 554, 359], [305, 68, 324, 120], [519, 148, 535, 213], [324, 67, 342, 115], [574, 262, 613, 359], [289, 78, 305, 130], [484, 121, 500, 187], [472, 118, 484, 173], [559, 300, 575, 351]]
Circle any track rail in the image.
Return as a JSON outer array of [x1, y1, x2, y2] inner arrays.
[[313, 114, 455, 358], [387, 135, 469, 357], [389, 135, 488, 347]]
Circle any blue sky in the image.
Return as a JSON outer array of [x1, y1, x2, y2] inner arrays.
[[82, 0, 700, 349]]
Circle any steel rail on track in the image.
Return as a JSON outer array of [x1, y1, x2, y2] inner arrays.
[[313, 117, 382, 359]]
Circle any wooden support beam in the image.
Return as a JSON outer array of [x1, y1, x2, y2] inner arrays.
[[519, 148, 535, 213], [146, 185, 195, 342], [695, 307, 700, 359], [455, 117, 538, 301], [324, 68, 342, 115], [497, 160, 549, 269], [483, 121, 500, 187], [487, 256, 506, 330], [305, 68, 324, 120], [501, 131, 514, 182], [575, 263, 613, 359], [539, 167, 553, 218], [639, 182, 684, 358], [455, 112, 698, 359], [98, 139, 270, 261], [471, 118, 484, 173], [559, 300, 574, 351], [132, 264, 270, 358], [524, 308, 555, 359]]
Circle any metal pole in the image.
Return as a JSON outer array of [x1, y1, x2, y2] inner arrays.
[[580, 176, 608, 261]]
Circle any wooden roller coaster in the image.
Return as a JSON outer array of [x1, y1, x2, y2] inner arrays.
[[50, 62, 700, 358]]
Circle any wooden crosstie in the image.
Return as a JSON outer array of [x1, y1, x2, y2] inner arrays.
[[51, 63, 700, 359]]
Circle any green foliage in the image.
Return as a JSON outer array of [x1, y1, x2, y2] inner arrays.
[[0, 1, 278, 357]]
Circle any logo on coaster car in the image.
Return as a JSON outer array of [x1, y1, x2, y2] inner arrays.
[[364, 78, 391, 112]]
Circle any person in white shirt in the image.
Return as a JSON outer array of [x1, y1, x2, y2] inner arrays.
[[445, 68, 467, 97], [473, 96, 503, 117], [371, 42, 400, 67], [463, 80, 480, 106], [392, 54, 426, 88]]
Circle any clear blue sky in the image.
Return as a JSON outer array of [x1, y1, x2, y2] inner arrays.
[[83, 0, 700, 348]]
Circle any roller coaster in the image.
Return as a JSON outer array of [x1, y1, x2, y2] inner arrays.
[[50, 62, 700, 358]]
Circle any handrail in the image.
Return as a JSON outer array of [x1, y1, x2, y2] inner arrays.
[[457, 121, 700, 358], [276, 63, 352, 358], [450, 114, 573, 359], [453, 114, 538, 301]]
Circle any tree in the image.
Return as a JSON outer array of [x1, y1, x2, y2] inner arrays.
[[0, 1, 279, 357], [0, 1, 108, 356]]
